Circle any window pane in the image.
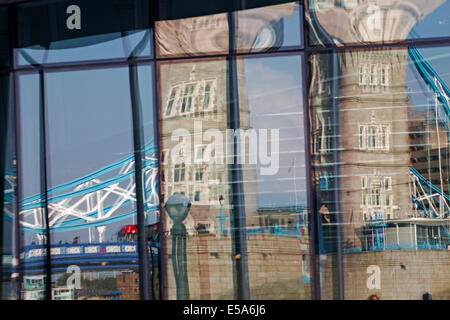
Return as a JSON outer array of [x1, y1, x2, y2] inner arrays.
[[236, 1, 303, 52], [155, 13, 229, 58], [44, 67, 140, 300], [309, 45, 450, 299], [16, 0, 152, 66], [308, 0, 450, 46], [17, 73, 47, 300], [158, 59, 235, 299], [237, 54, 310, 299]]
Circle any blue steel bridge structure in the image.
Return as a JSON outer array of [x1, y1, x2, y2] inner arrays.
[[3, 141, 160, 274]]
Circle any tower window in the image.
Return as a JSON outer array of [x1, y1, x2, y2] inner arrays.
[[181, 84, 195, 113], [203, 83, 211, 110], [165, 87, 178, 116], [174, 163, 185, 182]]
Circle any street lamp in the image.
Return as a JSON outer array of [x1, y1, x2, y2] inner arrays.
[[165, 193, 191, 300]]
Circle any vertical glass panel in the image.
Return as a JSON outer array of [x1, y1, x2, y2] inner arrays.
[[158, 59, 235, 299], [1, 75, 19, 299], [308, 0, 450, 46], [44, 67, 139, 300], [309, 46, 450, 299], [155, 13, 229, 58], [17, 73, 47, 300], [236, 2, 303, 53], [16, 0, 152, 66], [236, 54, 310, 299]]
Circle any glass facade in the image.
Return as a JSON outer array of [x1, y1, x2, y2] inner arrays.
[[0, 0, 450, 300]]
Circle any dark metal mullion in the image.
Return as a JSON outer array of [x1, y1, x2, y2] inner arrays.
[[300, 0, 321, 301], [11, 72, 22, 300], [151, 61, 166, 301], [38, 69, 52, 300], [0, 84, 5, 299], [129, 61, 151, 300], [148, 0, 165, 301], [227, 9, 250, 300], [0, 3, 12, 299]]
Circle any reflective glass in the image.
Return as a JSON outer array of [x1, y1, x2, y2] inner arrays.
[[16, 0, 152, 66], [308, 0, 450, 46], [236, 54, 310, 299], [16, 73, 47, 300], [4, 0, 450, 302], [155, 13, 229, 58], [309, 45, 450, 299], [158, 59, 235, 299], [236, 2, 303, 52], [43, 66, 140, 300]]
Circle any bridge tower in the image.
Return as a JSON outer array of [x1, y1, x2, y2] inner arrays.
[[309, 0, 445, 249]]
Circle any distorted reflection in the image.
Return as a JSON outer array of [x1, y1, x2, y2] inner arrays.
[[16, 0, 152, 66], [158, 59, 234, 299], [308, 0, 450, 45], [237, 54, 310, 299], [159, 53, 310, 299], [236, 2, 302, 52], [155, 13, 229, 57], [15, 66, 159, 300], [17, 73, 47, 300], [156, 1, 303, 57], [310, 45, 450, 299], [15, 31, 152, 66]]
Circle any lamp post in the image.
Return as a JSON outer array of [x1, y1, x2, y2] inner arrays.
[[219, 195, 225, 234], [165, 193, 191, 300]]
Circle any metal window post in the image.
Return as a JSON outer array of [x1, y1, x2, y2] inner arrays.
[[227, 9, 250, 300], [129, 61, 152, 300]]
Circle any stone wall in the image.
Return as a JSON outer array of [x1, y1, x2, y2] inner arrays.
[[320, 250, 450, 300], [163, 233, 450, 300], [163, 233, 311, 300]]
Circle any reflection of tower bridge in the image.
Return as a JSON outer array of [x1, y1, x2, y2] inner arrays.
[[309, 0, 450, 249], [3, 141, 159, 244]]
